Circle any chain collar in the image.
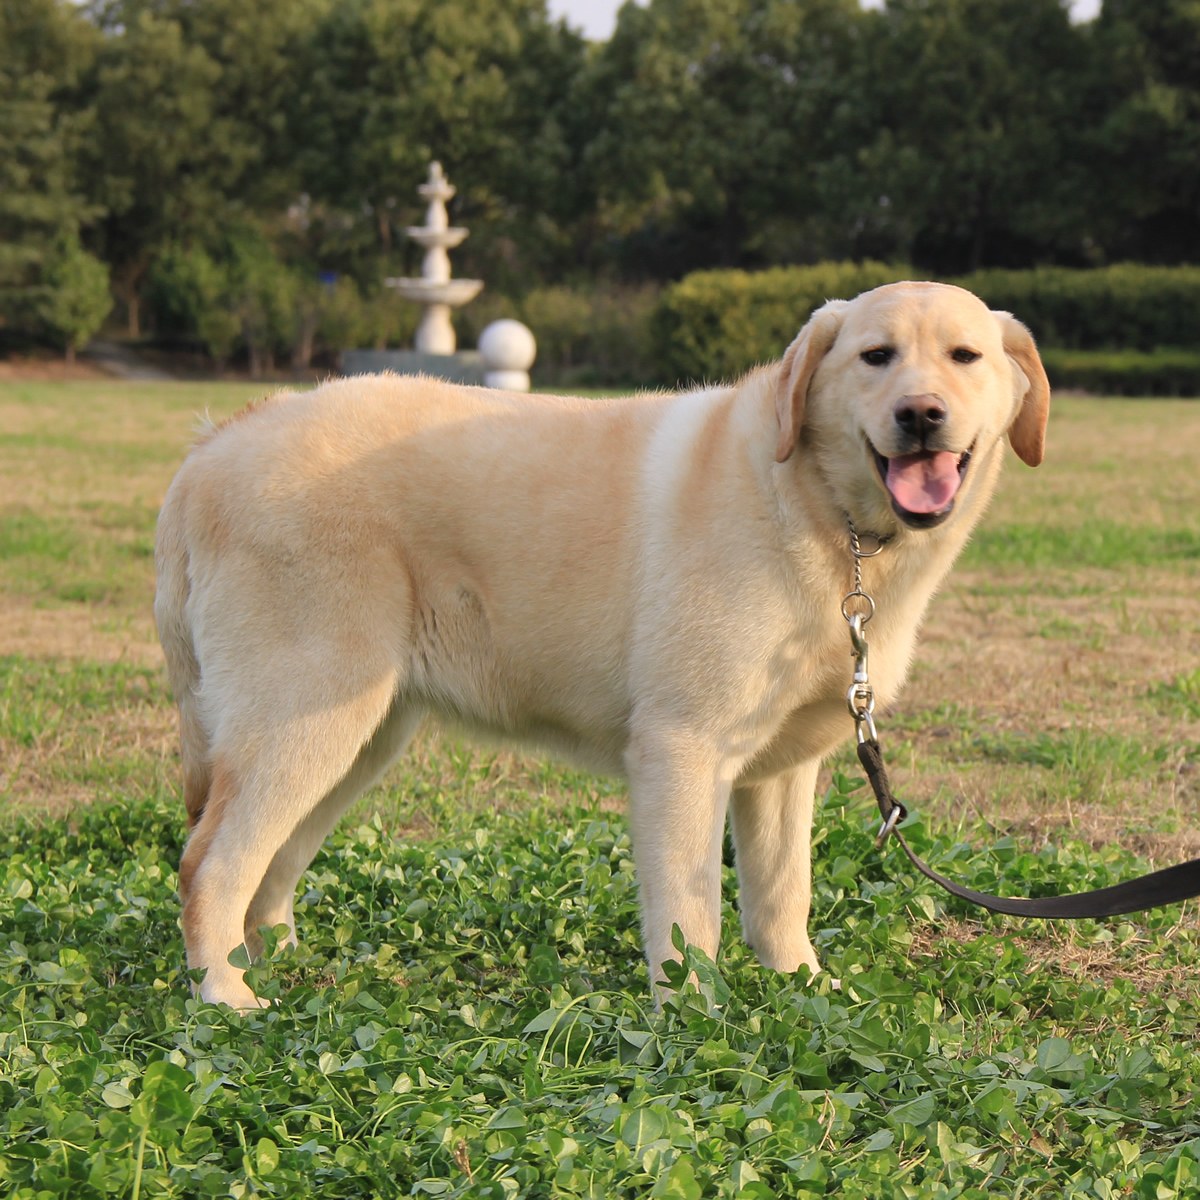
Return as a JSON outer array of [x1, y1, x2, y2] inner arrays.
[[841, 514, 889, 627]]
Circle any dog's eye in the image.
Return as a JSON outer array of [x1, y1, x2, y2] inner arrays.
[[951, 347, 981, 364], [860, 347, 894, 367]]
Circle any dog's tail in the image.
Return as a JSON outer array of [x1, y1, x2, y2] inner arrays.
[[154, 478, 212, 830]]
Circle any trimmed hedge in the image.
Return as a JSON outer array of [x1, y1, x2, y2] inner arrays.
[[654, 262, 1200, 390], [956, 265, 1200, 352], [1041, 347, 1200, 397], [652, 262, 912, 386]]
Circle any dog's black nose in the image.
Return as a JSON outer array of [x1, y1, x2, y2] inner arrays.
[[894, 395, 947, 442]]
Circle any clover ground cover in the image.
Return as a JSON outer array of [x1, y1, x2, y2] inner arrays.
[[0, 380, 1198, 1196]]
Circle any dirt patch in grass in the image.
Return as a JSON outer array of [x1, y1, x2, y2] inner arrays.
[[0, 355, 110, 381], [912, 565, 1198, 726], [873, 562, 1200, 859], [6, 575, 1197, 858], [0, 597, 161, 665], [1, 755, 101, 816]]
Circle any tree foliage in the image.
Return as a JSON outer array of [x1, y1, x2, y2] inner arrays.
[[36, 233, 112, 360], [2, 0, 1199, 360], [80, 5, 237, 334], [1084, 0, 1200, 263], [0, 0, 97, 339], [576, 0, 868, 276], [842, 0, 1090, 270]]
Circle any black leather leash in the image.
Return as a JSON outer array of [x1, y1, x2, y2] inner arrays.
[[843, 517, 1200, 920], [857, 736, 1200, 918]]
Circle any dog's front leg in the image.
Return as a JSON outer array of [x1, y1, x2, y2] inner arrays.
[[729, 760, 821, 975], [625, 730, 733, 985]]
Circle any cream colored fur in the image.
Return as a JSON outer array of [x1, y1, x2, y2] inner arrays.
[[155, 281, 1050, 1008]]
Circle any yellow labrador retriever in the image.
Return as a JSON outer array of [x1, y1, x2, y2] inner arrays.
[[156, 281, 1049, 1008]]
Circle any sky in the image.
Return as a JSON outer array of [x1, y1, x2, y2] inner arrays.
[[546, 0, 1103, 41]]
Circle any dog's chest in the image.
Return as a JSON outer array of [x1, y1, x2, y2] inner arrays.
[[743, 607, 916, 777]]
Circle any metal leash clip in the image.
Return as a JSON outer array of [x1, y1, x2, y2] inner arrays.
[[843, 602, 877, 744], [875, 805, 904, 849], [844, 515, 904, 844]]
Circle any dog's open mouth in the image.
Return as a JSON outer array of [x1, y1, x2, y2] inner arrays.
[[872, 444, 974, 529]]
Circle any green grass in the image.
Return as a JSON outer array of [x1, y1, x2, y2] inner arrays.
[[0, 656, 176, 813], [0, 508, 157, 606], [1, 379, 1199, 1196], [965, 524, 1200, 570], [0, 381, 264, 611], [883, 705, 1175, 791], [2, 777, 1200, 1199], [0, 656, 169, 745], [1149, 671, 1200, 720]]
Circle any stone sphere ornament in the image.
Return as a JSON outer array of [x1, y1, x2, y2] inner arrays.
[[479, 319, 537, 391]]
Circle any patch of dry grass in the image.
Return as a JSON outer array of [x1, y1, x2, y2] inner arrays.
[[879, 564, 1200, 860], [1, 381, 1197, 865], [909, 913, 1200, 1006]]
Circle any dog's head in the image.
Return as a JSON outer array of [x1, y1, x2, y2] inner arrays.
[[774, 281, 1050, 531]]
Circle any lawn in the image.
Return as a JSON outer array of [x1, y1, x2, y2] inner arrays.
[[1, 379, 1198, 1197]]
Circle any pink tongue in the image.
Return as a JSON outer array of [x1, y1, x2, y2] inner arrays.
[[886, 451, 962, 514]]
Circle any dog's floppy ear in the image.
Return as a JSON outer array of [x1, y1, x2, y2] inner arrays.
[[994, 312, 1051, 467], [775, 300, 849, 463]]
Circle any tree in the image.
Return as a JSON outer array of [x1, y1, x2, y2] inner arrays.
[[842, 0, 1093, 272], [37, 233, 112, 361], [572, 0, 868, 278], [13, 0, 1193, 354], [285, 0, 586, 286], [1084, 0, 1200, 263], [0, 0, 99, 341], [150, 0, 329, 213], [79, 6, 237, 335]]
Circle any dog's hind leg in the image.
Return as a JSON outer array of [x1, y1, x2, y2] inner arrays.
[[179, 666, 404, 1010], [729, 760, 821, 975], [241, 703, 424, 956], [154, 521, 211, 832]]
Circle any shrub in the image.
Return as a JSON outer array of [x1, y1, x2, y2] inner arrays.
[[224, 232, 301, 377], [1041, 347, 1200, 396], [455, 285, 662, 387], [146, 244, 238, 363], [654, 262, 911, 386], [452, 290, 512, 350], [35, 233, 112, 362], [311, 277, 367, 365], [360, 285, 419, 351], [513, 285, 595, 376], [652, 262, 1200, 389], [150, 234, 314, 374], [955, 264, 1200, 352], [521, 284, 661, 387]]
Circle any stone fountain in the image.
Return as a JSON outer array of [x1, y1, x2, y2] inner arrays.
[[341, 161, 535, 388], [387, 162, 483, 355]]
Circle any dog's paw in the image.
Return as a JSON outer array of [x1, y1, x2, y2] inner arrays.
[[197, 977, 273, 1012]]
